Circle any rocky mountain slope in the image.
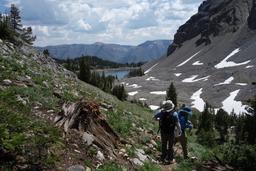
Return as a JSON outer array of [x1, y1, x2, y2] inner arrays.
[[0, 39, 164, 170], [123, 0, 256, 113], [37, 40, 171, 63]]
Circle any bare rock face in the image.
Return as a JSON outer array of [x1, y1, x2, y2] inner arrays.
[[168, 0, 256, 56], [248, 0, 256, 29], [54, 100, 119, 155]]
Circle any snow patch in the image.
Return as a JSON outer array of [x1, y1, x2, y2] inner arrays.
[[127, 84, 142, 88], [149, 105, 159, 110], [150, 91, 166, 95], [215, 48, 251, 69], [144, 63, 158, 74], [139, 98, 147, 101], [235, 83, 248, 86], [222, 90, 247, 114], [177, 51, 201, 67], [182, 75, 210, 83], [174, 73, 182, 77], [192, 61, 204, 65], [214, 76, 234, 86], [128, 91, 138, 96], [245, 65, 254, 68], [190, 88, 205, 112], [146, 77, 159, 81]]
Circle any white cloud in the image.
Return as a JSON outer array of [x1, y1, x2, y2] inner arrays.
[[2, 0, 204, 46]]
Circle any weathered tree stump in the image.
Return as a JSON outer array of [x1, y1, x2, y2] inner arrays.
[[54, 100, 119, 155]]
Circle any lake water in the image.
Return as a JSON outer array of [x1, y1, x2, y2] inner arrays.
[[99, 70, 130, 79]]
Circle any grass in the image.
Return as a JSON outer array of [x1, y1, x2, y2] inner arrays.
[[136, 161, 161, 171]]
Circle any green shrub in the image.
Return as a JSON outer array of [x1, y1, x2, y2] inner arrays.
[[96, 162, 122, 171], [214, 143, 256, 171], [106, 111, 132, 137], [136, 161, 161, 171]]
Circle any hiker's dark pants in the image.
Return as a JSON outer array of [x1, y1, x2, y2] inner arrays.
[[161, 132, 175, 161], [176, 130, 188, 158]]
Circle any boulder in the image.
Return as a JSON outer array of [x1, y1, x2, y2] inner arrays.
[[96, 151, 105, 161], [82, 132, 94, 146], [3, 79, 12, 86], [131, 158, 143, 166], [67, 165, 85, 171]]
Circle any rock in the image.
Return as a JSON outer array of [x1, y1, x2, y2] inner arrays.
[[85, 167, 91, 171], [0, 38, 3, 44], [120, 148, 126, 153], [150, 140, 157, 146], [43, 81, 49, 88], [135, 149, 147, 162], [67, 165, 85, 171], [96, 151, 105, 161], [132, 123, 136, 127], [82, 132, 95, 146], [131, 158, 143, 166], [3, 79, 12, 86], [16, 95, 28, 105]]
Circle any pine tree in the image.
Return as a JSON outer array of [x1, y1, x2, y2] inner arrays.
[[10, 4, 22, 32], [21, 26, 36, 44], [215, 108, 229, 142], [78, 59, 91, 83], [166, 82, 177, 108]]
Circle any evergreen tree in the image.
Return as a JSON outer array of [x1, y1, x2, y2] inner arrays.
[[215, 109, 229, 143], [244, 96, 256, 144], [78, 59, 91, 83], [0, 15, 13, 40], [197, 102, 216, 146], [166, 82, 177, 108], [112, 85, 127, 101], [43, 49, 50, 56], [9, 4, 22, 32], [21, 26, 36, 44]]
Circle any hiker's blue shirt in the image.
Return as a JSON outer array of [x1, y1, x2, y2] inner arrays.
[[178, 112, 192, 130]]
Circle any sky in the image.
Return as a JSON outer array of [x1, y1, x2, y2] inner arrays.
[[0, 0, 203, 46]]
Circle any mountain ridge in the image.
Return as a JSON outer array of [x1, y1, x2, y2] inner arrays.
[[37, 40, 171, 63]]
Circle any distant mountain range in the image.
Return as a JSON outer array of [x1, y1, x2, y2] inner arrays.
[[37, 40, 171, 63]]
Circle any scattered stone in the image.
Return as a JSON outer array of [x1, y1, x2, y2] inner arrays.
[[43, 81, 49, 88], [3, 79, 12, 86], [150, 140, 157, 146], [100, 102, 113, 110], [96, 151, 105, 161], [0, 38, 3, 43], [131, 158, 143, 166], [135, 149, 147, 162], [82, 132, 95, 146], [47, 110, 54, 113], [85, 167, 91, 171], [67, 165, 85, 171], [120, 148, 126, 153], [132, 123, 136, 127], [16, 95, 28, 105], [74, 149, 81, 153]]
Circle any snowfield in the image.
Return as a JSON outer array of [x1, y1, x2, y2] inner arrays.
[[190, 88, 205, 112], [150, 91, 166, 95], [182, 75, 210, 83], [222, 90, 247, 114], [235, 83, 248, 86], [144, 63, 158, 74], [174, 73, 182, 77], [192, 61, 204, 65], [127, 84, 142, 88], [128, 91, 138, 96], [214, 76, 234, 86], [245, 65, 254, 68], [139, 98, 147, 101], [215, 48, 251, 69], [146, 77, 160, 81], [177, 51, 201, 67]]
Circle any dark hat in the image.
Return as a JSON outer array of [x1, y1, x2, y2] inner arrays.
[[160, 100, 175, 112]]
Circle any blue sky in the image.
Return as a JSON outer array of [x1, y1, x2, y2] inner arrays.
[[1, 0, 203, 46]]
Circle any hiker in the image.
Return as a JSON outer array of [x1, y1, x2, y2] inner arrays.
[[176, 105, 193, 159], [154, 100, 182, 164]]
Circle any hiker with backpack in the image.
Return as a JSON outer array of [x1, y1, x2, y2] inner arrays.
[[154, 100, 182, 164], [176, 105, 193, 159]]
